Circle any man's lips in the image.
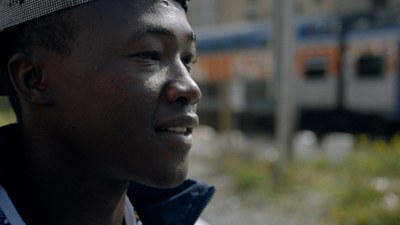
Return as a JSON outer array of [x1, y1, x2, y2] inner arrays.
[[158, 127, 193, 135], [156, 113, 199, 135]]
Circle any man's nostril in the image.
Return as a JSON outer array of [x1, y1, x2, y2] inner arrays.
[[176, 96, 187, 104]]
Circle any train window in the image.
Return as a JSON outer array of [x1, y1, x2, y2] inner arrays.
[[304, 57, 327, 79], [356, 54, 385, 78]]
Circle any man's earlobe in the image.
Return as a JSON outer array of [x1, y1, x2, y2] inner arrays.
[[8, 53, 54, 105]]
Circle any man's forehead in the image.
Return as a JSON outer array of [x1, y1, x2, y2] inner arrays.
[[0, 0, 97, 33]]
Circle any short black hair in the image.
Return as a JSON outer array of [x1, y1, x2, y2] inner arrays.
[[0, 0, 190, 121]]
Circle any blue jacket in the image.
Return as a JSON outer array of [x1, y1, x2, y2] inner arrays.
[[129, 179, 214, 225], [0, 123, 215, 225]]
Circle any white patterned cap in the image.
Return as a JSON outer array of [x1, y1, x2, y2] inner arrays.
[[0, 0, 97, 32]]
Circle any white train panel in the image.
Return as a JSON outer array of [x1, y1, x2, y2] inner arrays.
[[344, 29, 400, 117]]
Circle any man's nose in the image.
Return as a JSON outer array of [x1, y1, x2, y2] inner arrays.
[[166, 76, 202, 105]]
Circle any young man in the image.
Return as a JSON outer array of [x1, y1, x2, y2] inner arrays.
[[0, 1, 214, 225]]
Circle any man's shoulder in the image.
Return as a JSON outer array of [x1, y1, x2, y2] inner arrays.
[[0, 185, 13, 225], [0, 123, 22, 183], [0, 123, 21, 146], [0, 207, 11, 225], [0, 185, 25, 225]]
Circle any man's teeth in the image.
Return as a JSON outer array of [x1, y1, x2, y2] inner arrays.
[[165, 127, 188, 133]]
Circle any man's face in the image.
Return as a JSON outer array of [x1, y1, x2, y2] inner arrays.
[[42, 0, 201, 187]]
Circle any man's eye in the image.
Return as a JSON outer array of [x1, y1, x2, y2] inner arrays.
[[132, 51, 161, 61], [182, 56, 197, 72]]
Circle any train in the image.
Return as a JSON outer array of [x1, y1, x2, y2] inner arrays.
[[192, 15, 400, 135]]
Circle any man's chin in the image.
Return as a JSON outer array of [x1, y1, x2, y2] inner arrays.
[[133, 169, 188, 189], [148, 174, 187, 189]]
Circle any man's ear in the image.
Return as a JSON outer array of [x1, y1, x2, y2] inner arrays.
[[8, 52, 54, 105]]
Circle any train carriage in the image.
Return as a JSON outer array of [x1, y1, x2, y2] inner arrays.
[[344, 26, 400, 121], [295, 17, 341, 111], [193, 17, 400, 133]]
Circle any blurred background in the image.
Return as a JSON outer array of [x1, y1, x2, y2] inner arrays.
[[2, 0, 400, 224], [186, 0, 400, 224]]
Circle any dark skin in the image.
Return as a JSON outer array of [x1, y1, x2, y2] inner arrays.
[[3, 0, 201, 224]]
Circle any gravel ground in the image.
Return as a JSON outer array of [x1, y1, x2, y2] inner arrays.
[[188, 126, 332, 225], [188, 156, 328, 225]]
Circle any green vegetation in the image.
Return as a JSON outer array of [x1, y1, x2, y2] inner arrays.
[[328, 135, 400, 225], [219, 153, 270, 193], [219, 135, 400, 224]]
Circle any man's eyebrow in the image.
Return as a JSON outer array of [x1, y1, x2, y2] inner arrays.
[[138, 25, 173, 37], [132, 24, 196, 42]]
